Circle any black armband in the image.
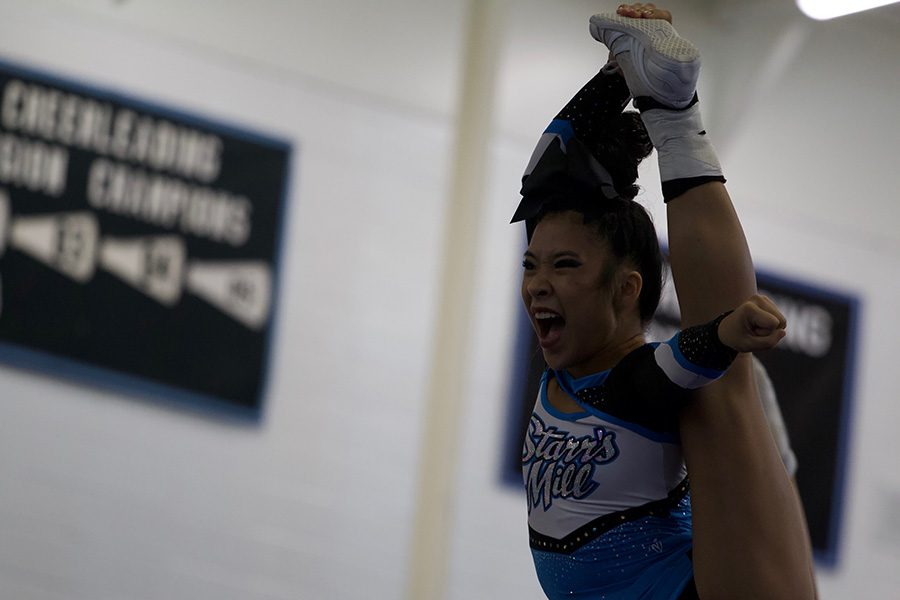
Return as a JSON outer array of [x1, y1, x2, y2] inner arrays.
[[634, 92, 700, 113], [678, 311, 738, 372], [662, 175, 727, 203]]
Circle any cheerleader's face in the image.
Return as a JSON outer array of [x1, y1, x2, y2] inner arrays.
[[521, 211, 635, 377]]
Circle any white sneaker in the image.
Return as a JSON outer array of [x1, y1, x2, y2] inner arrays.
[[589, 14, 700, 109]]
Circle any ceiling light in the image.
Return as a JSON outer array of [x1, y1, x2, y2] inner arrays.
[[797, 0, 900, 20]]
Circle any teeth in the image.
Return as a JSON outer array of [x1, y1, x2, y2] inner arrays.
[[535, 312, 559, 320]]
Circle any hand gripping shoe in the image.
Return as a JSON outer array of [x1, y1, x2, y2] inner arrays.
[[590, 14, 700, 109]]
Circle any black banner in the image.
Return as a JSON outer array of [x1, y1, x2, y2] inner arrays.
[[503, 259, 859, 567], [0, 60, 291, 414]]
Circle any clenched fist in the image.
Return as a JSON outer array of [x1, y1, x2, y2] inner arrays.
[[718, 294, 787, 352]]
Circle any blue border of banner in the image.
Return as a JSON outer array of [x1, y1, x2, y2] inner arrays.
[[754, 268, 861, 569], [501, 304, 535, 488], [0, 56, 295, 422]]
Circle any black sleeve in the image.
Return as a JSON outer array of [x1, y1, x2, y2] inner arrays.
[[674, 311, 738, 372]]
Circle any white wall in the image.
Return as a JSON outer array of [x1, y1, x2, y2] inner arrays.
[[1, 1, 899, 599], [0, 2, 457, 598]]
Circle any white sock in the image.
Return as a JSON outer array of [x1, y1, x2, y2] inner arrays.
[[640, 104, 722, 184]]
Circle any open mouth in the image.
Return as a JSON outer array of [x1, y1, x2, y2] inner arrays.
[[534, 311, 565, 347]]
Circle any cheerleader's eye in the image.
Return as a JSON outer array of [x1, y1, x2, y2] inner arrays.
[[554, 259, 581, 269], [522, 259, 535, 270]]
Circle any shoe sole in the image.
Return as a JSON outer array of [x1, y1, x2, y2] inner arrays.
[[590, 14, 700, 106], [589, 14, 699, 62]]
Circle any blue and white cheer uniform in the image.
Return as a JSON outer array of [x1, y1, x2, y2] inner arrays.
[[522, 317, 736, 599]]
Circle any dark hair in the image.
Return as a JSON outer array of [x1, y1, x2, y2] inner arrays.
[[587, 110, 653, 200], [526, 111, 663, 324]]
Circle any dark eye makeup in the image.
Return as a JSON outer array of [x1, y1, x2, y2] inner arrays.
[[554, 259, 581, 269], [521, 256, 582, 270]]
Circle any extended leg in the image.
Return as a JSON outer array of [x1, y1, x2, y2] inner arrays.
[[592, 8, 816, 599]]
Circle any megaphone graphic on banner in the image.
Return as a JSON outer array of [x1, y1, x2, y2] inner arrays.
[[10, 211, 99, 282], [99, 236, 186, 305], [186, 261, 272, 330]]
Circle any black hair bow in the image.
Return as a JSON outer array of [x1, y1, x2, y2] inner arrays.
[[510, 119, 621, 224]]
